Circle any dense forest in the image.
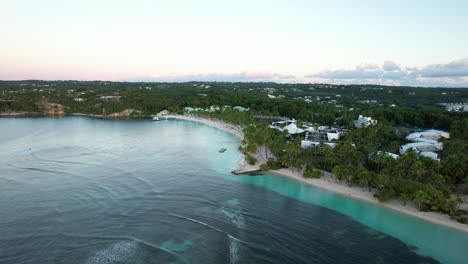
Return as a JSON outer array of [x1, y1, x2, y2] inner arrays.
[[1, 80, 467, 129], [1, 80, 467, 223]]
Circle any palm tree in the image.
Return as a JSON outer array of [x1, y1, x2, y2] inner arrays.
[[413, 190, 427, 210]]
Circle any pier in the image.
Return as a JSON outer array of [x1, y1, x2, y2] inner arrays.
[[231, 169, 263, 175]]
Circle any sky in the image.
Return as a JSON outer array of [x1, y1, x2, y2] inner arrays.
[[1, 0, 467, 87]]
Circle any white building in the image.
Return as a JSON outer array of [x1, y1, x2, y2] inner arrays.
[[270, 120, 304, 135], [326, 132, 340, 141], [301, 140, 336, 149], [399, 142, 442, 155], [406, 130, 450, 141], [420, 151, 440, 162], [233, 106, 249, 112], [354, 115, 377, 128], [371, 151, 400, 160], [283, 123, 304, 134]]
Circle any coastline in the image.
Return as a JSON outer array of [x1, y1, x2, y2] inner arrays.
[[166, 114, 468, 234], [269, 169, 468, 233]]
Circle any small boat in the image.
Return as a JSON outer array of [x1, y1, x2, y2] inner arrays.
[[219, 148, 227, 153], [152, 116, 160, 121]]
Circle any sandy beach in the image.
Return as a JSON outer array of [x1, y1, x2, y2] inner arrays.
[[165, 114, 244, 139], [166, 114, 468, 233]]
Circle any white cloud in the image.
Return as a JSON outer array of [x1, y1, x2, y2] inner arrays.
[[131, 71, 297, 83], [306, 58, 468, 87], [383, 60, 400, 71], [415, 58, 468, 77]]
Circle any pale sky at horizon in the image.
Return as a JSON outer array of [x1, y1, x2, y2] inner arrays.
[[1, 0, 468, 86]]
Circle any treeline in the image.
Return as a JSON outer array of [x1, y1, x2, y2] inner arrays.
[[2, 81, 467, 132]]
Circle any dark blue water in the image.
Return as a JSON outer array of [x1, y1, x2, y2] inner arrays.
[[0, 117, 465, 263]]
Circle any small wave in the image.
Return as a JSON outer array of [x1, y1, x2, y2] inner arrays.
[[20, 167, 63, 174], [157, 194, 222, 208], [41, 159, 98, 166], [168, 213, 245, 262], [168, 213, 245, 245]]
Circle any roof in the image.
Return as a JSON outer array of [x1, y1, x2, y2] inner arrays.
[[401, 142, 439, 148], [406, 130, 450, 140], [284, 123, 304, 134], [409, 138, 439, 144], [420, 151, 440, 161], [374, 151, 400, 160]]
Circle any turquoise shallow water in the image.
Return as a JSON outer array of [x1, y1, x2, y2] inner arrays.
[[0, 117, 467, 263], [232, 174, 468, 264]]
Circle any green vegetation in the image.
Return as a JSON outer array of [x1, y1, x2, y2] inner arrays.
[[237, 114, 468, 223], [1, 80, 467, 223]]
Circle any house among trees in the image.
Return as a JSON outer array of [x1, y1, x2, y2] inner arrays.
[[99, 95, 121, 101], [233, 106, 249, 112], [270, 120, 304, 135], [354, 115, 377, 128]]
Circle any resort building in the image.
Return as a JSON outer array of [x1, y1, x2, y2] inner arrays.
[[439, 103, 468, 112], [419, 151, 440, 162], [301, 140, 336, 149], [399, 129, 449, 161], [406, 130, 450, 141], [233, 106, 249, 112], [270, 120, 304, 135], [370, 151, 400, 160], [354, 115, 377, 128], [399, 142, 442, 155]]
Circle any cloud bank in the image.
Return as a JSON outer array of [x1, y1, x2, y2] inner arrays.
[[133, 71, 298, 83], [130, 58, 468, 87], [307, 58, 468, 87]]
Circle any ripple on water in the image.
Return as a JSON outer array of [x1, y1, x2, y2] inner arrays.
[[160, 239, 193, 253], [1, 118, 463, 264]]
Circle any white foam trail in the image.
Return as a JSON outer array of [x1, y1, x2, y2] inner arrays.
[[228, 235, 240, 264], [86, 241, 137, 264], [61, 233, 187, 262]]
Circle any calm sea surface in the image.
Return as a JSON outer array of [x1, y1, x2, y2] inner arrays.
[[0, 117, 467, 264]]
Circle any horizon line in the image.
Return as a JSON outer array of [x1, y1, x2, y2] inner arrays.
[[1, 79, 468, 89]]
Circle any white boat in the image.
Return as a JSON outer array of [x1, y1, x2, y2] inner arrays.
[[152, 116, 160, 121]]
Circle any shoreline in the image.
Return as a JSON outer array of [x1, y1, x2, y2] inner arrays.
[[0, 112, 149, 119], [167, 114, 468, 234], [269, 169, 468, 233], [165, 114, 244, 139]]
